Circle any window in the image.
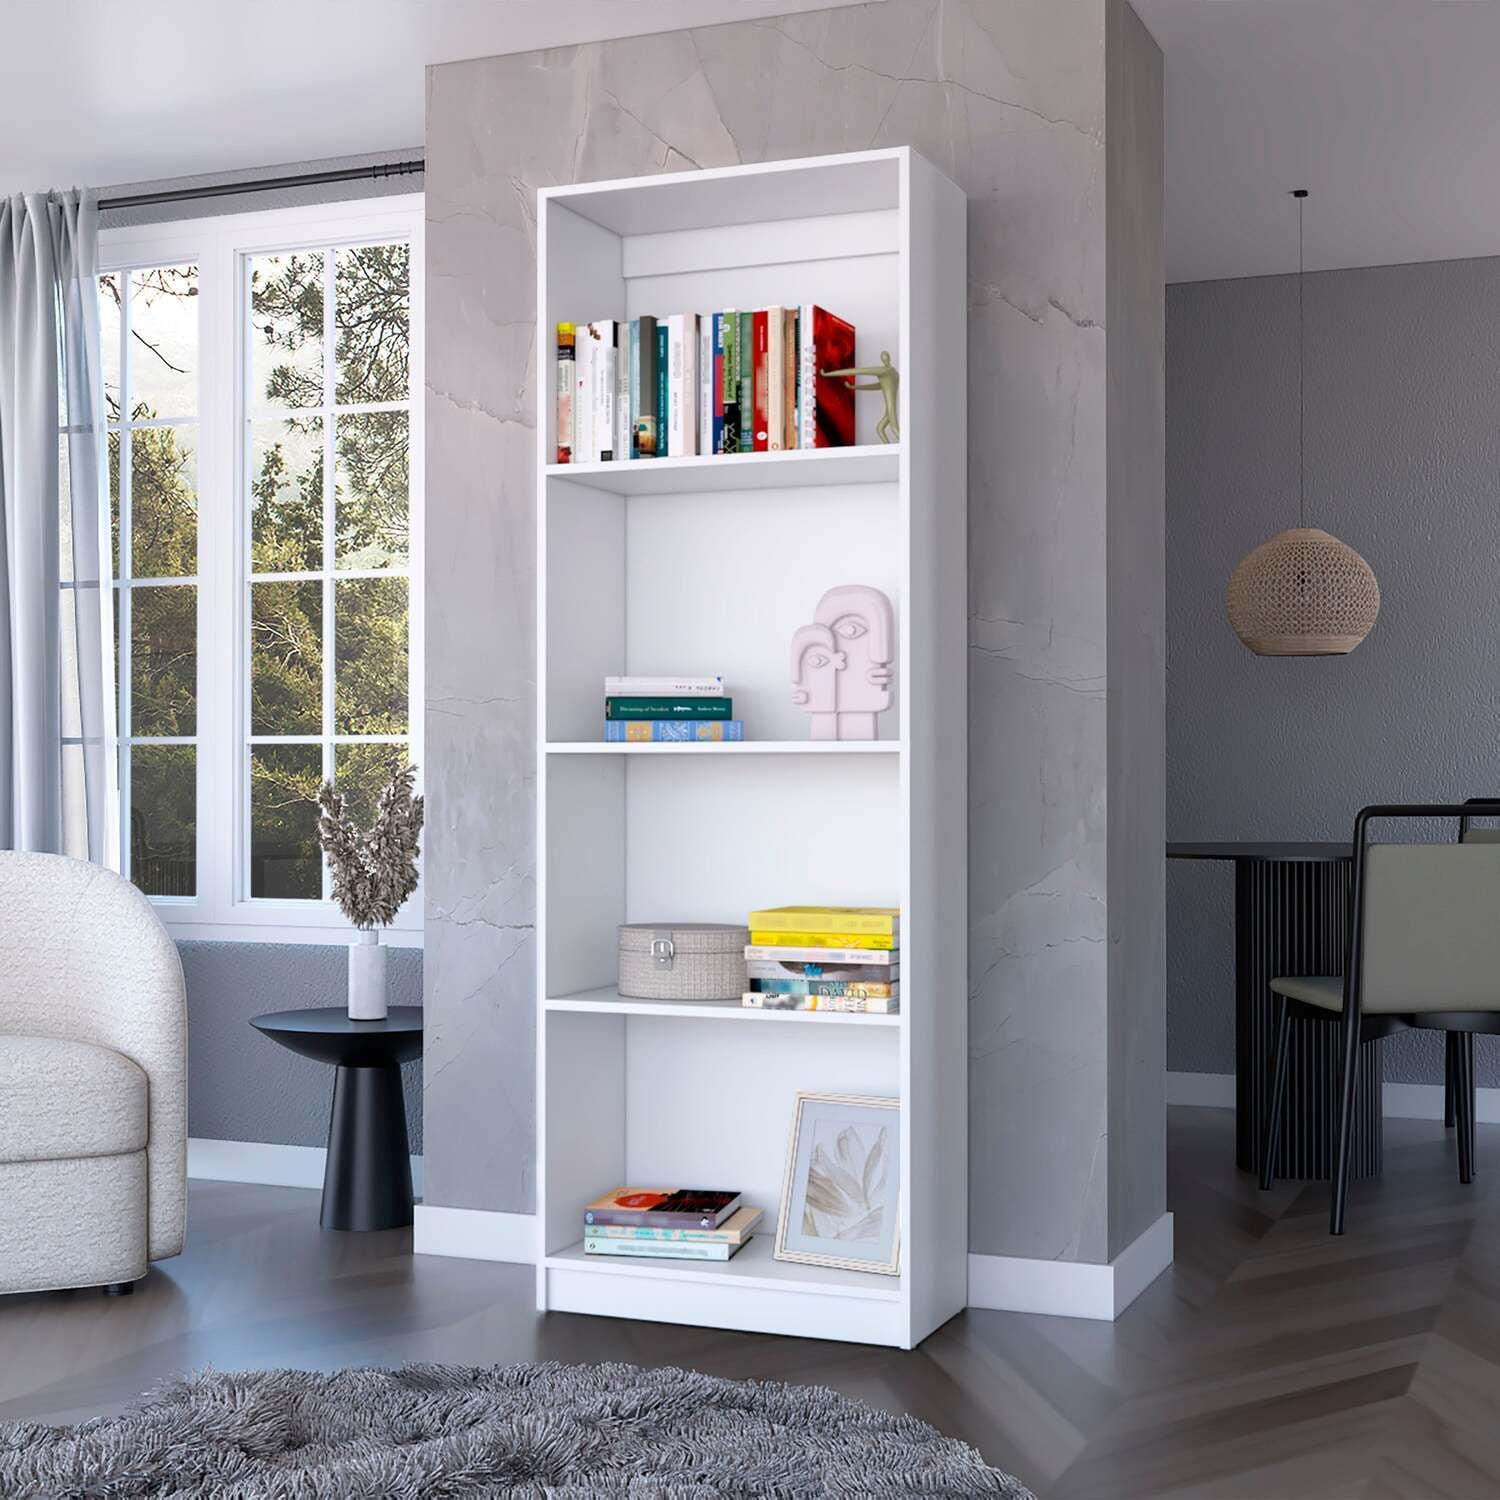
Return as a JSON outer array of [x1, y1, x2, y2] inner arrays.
[[97, 198, 423, 942]]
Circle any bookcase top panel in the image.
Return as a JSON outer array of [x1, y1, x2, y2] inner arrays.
[[543, 152, 901, 239]]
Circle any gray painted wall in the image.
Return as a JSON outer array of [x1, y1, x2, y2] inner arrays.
[[424, 0, 1166, 1264], [183, 942, 423, 1148], [1166, 254, 1500, 1087]]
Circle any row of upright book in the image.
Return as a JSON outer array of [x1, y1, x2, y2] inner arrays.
[[555, 306, 856, 464], [582, 1188, 758, 1262], [742, 906, 900, 1015], [602, 673, 743, 742]]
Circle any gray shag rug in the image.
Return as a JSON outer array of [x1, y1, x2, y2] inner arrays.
[[0, 1360, 1034, 1498]]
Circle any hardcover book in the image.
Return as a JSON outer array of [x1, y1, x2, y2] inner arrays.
[[748, 978, 898, 998], [766, 306, 784, 451], [699, 316, 713, 461], [742, 991, 899, 1014], [604, 676, 725, 697], [782, 307, 799, 449], [583, 1236, 746, 1262], [752, 308, 770, 451], [748, 906, 899, 936], [573, 326, 592, 466], [585, 321, 616, 462], [715, 311, 736, 455], [737, 310, 754, 452], [604, 720, 745, 742], [748, 930, 896, 950], [605, 697, 732, 720], [585, 1206, 762, 1244], [555, 322, 574, 464], [656, 321, 669, 458], [614, 320, 631, 463], [667, 313, 696, 457], [744, 959, 899, 983], [798, 304, 857, 448], [635, 314, 658, 457], [584, 1187, 742, 1230], [744, 944, 899, 966], [628, 319, 642, 457]]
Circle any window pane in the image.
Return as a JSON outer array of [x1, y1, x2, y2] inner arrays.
[[59, 434, 73, 583], [335, 242, 409, 404], [108, 430, 121, 577], [335, 410, 407, 568], [251, 416, 323, 572], [251, 580, 323, 734], [130, 745, 196, 897], [250, 744, 322, 899], [99, 273, 121, 418], [335, 743, 408, 831], [251, 252, 324, 409], [129, 265, 198, 421], [131, 424, 196, 578], [131, 583, 196, 736], [335, 577, 408, 735]]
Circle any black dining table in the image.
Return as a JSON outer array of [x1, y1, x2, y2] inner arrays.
[[1169, 841, 1382, 1181]]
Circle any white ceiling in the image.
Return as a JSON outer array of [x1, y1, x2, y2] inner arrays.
[[5, 1, 1499, 284], [0, 0, 851, 196], [1137, 0, 1500, 282]]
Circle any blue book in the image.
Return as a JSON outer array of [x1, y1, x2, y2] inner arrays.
[[604, 720, 745, 742], [656, 322, 669, 458]]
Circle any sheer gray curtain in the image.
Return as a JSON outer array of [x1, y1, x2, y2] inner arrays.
[[0, 189, 118, 865]]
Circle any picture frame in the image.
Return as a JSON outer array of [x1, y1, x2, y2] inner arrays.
[[774, 1091, 901, 1275]]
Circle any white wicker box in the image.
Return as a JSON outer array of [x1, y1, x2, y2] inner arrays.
[[617, 923, 748, 1001]]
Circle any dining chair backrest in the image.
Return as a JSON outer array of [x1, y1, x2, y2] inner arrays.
[[1360, 841, 1500, 1013]]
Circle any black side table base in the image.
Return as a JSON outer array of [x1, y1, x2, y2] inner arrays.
[[1235, 859, 1382, 1180], [323, 1064, 414, 1231]]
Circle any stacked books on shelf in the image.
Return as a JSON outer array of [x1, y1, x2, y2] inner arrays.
[[555, 306, 857, 464], [582, 1187, 761, 1262], [743, 906, 901, 1014], [604, 674, 743, 742]]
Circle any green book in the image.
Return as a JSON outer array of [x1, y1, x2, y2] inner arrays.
[[720, 310, 739, 454], [737, 310, 754, 452], [605, 696, 733, 720]]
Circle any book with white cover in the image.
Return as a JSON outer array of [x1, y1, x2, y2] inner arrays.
[[572, 330, 593, 467], [605, 675, 724, 697], [667, 314, 697, 457], [698, 317, 712, 462], [614, 324, 630, 462]]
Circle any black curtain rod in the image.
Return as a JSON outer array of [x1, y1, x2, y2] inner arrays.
[[99, 158, 425, 213]]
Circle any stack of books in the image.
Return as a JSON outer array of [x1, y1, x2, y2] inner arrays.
[[742, 906, 901, 1014], [603, 674, 743, 742], [555, 306, 857, 464], [582, 1187, 760, 1262]]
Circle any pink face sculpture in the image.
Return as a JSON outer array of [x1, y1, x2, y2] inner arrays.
[[791, 585, 896, 741], [791, 623, 843, 741]]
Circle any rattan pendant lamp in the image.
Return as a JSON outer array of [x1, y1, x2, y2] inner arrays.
[[1226, 190, 1380, 656]]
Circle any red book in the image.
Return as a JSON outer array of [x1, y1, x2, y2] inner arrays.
[[752, 309, 770, 451], [583, 1186, 743, 1230], [799, 305, 856, 448]]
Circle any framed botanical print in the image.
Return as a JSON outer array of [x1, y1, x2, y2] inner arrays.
[[774, 1092, 901, 1275]]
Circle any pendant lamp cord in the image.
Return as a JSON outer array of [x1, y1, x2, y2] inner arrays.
[[1295, 189, 1307, 528]]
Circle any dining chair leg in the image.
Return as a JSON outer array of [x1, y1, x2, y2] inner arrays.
[[1260, 994, 1290, 1191], [1330, 1012, 1362, 1236], [1456, 1032, 1476, 1185], [1445, 1032, 1457, 1129]]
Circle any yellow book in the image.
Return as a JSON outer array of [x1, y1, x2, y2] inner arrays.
[[749, 929, 896, 951], [747, 905, 899, 936]]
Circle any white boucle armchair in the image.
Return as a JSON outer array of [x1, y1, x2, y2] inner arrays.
[[0, 851, 186, 1294]]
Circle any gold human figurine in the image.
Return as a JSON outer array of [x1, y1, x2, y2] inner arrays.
[[821, 350, 900, 443]]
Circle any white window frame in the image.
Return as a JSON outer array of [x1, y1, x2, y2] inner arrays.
[[99, 194, 424, 946]]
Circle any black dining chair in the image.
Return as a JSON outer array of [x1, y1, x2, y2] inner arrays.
[[1260, 803, 1500, 1234]]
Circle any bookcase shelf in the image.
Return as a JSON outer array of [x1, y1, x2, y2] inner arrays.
[[545, 740, 899, 756], [545, 985, 902, 1026], [535, 147, 967, 1350], [546, 444, 899, 496]]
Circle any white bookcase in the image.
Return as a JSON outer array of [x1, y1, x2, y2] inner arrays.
[[534, 148, 967, 1349]]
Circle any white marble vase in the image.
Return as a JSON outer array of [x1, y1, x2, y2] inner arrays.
[[348, 929, 389, 1021]]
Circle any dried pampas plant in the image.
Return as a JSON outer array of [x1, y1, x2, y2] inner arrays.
[[316, 762, 425, 930]]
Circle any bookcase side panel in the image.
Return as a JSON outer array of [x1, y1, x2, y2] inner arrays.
[[545, 755, 625, 998], [902, 153, 970, 1345]]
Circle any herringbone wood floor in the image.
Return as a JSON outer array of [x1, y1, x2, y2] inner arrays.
[[2, 1107, 1498, 1497]]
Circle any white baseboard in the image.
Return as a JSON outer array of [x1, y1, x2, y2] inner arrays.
[[967, 1211, 1173, 1321], [1167, 1070, 1500, 1123], [187, 1137, 424, 1198], [413, 1204, 535, 1264]]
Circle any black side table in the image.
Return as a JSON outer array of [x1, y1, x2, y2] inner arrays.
[[250, 1007, 424, 1230]]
